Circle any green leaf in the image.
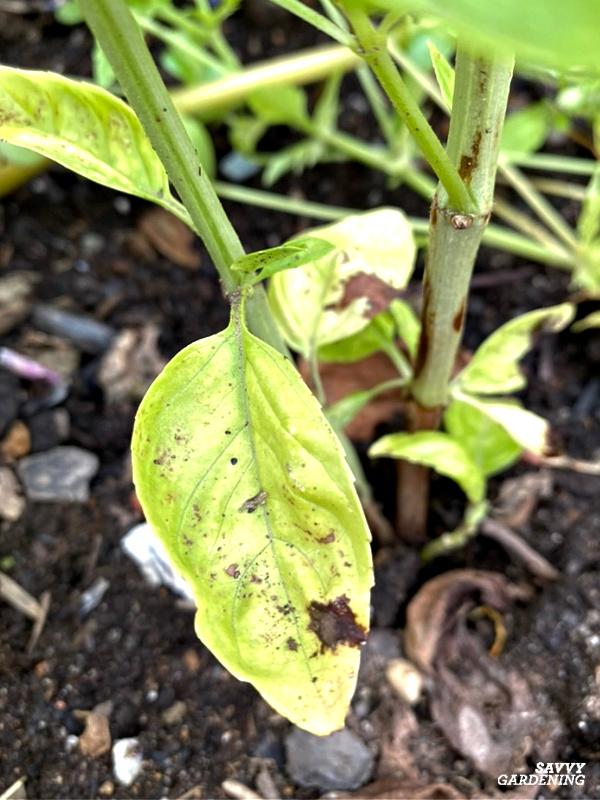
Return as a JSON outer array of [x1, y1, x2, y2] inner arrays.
[[92, 42, 116, 89], [0, 66, 188, 222], [132, 305, 373, 735], [428, 41, 454, 110], [389, 299, 421, 360], [326, 378, 404, 430], [408, 0, 600, 70], [262, 139, 329, 187], [369, 431, 485, 503], [444, 399, 521, 477], [572, 311, 600, 332], [182, 116, 216, 179], [318, 310, 395, 364], [231, 237, 335, 284], [248, 85, 309, 127], [268, 208, 416, 357], [452, 393, 550, 455], [456, 303, 575, 395], [501, 102, 550, 155], [0, 141, 43, 168], [577, 166, 600, 246]]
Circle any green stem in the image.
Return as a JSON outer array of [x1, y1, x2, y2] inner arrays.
[[345, 8, 474, 212], [411, 45, 514, 409], [267, 0, 353, 46], [171, 44, 359, 116], [499, 159, 578, 250], [214, 182, 572, 268], [137, 15, 229, 77], [505, 152, 596, 175], [80, 0, 287, 354]]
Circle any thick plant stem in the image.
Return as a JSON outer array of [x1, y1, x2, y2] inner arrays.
[[79, 0, 288, 355], [411, 47, 514, 409], [404, 47, 513, 540]]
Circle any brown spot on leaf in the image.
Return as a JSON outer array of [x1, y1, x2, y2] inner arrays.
[[308, 595, 367, 653], [287, 637, 298, 651], [317, 531, 336, 544], [239, 490, 267, 513], [225, 563, 240, 579], [333, 272, 403, 319]]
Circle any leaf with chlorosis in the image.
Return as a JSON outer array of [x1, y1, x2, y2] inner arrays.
[[456, 303, 574, 395], [131, 304, 373, 735], [268, 208, 416, 357], [0, 66, 190, 223], [450, 393, 551, 455], [369, 431, 485, 504], [231, 237, 335, 284], [444, 399, 521, 477]]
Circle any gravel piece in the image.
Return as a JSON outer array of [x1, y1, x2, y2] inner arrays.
[[285, 727, 374, 791], [18, 446, 99, 502]]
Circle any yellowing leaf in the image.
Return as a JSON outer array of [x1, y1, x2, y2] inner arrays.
[[231, 237, 335, 284], [444, 399, 521, 477], [0, 66, 189, 222], [453, 393, 550, 455], [428, 41, 454, 111], [369, 431, 485, 503], [457, 303, 575, 395], [573, 311, 600, 332], [268, 208, 416, 357], [132, 305, 373, 735]]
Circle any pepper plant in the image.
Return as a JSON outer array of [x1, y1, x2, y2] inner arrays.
[[0, 0, 596, 733]]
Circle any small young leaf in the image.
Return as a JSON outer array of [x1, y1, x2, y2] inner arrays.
[[428, 41, 454, 111], [318, 310, 395, 364], [573, 311, 600, 332], [132, 306, 373, 735], [326, 378, 403, 430], [231, 237, 335, 283], [0, 67, 187, 221], [451, 394, 550, 455], [369, 431, 485, 504], [456, 303, 575, 395], [444, 399, 521, 477], [501, 102, 549, 155], [389, 299, 421, 360], [268, 208, 416, 357], [248, 85, 309, 127]]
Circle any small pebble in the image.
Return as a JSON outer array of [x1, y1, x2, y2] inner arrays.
[[112, 738, 143, 786], [0, 420, 31, 461], [386, 658, 424, 705], [18, 446, 99, 503], [99, 780, 114, 797], [0, 467, 25, 522], [285, 727, 374, 791], [161, 701, 187, 726], [28, 408, 70, 452], [32, 304, 114, 354]]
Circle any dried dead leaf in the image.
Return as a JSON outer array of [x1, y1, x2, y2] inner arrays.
[[136, 207, 200, 270], [335, 273, 404, 319], [301, 351, 402, 441], [405, 569, 528, 673], [404, 570, 546, 779]]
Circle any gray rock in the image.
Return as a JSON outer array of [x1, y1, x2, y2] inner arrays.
[[18, 446, 99, 502], [0, 372, 20, 437], [32, 304, 114, 354], [285, 727, 374, 791]]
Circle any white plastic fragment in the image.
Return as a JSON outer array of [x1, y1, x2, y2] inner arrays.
[[112, 738, 143, 787], [121, 523, 194, 601]]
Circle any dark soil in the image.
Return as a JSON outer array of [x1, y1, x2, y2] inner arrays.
[[1, 6, 599, 800]]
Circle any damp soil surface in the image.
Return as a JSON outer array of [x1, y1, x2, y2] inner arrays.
[[1, 7, 599, 800]]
